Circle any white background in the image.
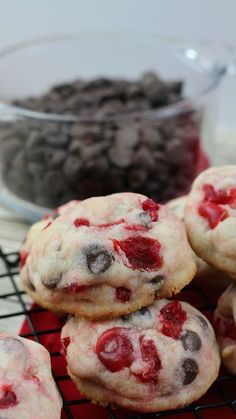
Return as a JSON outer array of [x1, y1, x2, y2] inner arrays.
[[0, 0, 235, 131]]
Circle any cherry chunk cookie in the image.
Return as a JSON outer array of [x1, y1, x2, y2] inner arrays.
[[214, 283, 236, 374], [21, 193, 196, 320], [185, 166, 236, 280], [0, 332, 61, 418], [61, 300, 220, 412]]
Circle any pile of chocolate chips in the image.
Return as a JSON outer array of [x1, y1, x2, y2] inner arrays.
[[0, 72, 202, 208]]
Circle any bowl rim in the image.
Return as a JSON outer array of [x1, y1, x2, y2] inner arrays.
[[0, 31, 228, 123]]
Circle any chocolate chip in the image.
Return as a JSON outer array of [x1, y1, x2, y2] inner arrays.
[[63, 156, 81, 183], [128, 168, 148, 189], [0, 139, 21, 163], [85, 244, 113, 274], [181, 330, 201, 352], [138, 211, 152, 228], [121, 314, 131, 321], [83, 78, 113, 90], [181, 358, 198, 385], [149, 275, 165, 284], [132, 146, 156, 171], [197, 315, 209, 331], [41, 274, 62, 289], [137, 307, 151, 316], [51, 212, 60, 220], [43, 171, 68, 198], [50, 150, 66, 168]]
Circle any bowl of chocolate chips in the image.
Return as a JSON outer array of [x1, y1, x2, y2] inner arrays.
[[0, 33, 233, 221]]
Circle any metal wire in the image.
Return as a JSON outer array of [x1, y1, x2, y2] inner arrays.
[[0, 247, 235, 419]]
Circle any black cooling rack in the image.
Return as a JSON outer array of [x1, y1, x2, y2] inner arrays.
[[0, 246, 235, 419]]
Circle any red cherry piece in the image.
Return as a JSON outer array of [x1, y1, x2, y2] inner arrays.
[[74, 218, 90, 227], [141, 199, 160, 222], [228, 188, 236, 206], [160, 301, 187, 340], [116, 287, 132, 302], [124, 224, 148, 232], [96, 327, 134, 372], [203, 183, 234, 205], [97, 219, 125, 228], [61, 337, 71, 357], [65, 284, 91, 294], [136, 336, 161, 384], [113, 236, 163, 271], [0, 385, 18, 409], [198, 202, 228, 229], [20, 251, 28, 269]]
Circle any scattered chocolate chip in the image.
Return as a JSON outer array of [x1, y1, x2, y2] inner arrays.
[[197, 315, 209, 331], [138, 211, 152, 228], [127, 169, 148, 190], [85, 244, 113, 274], [181, 358, 198, 385], [181, 330, 201, 352], [149, 275, 165, 284], [41, 274, 62, 289], [120, 314, 131, 321], [63, 156, 81, 183], [137, 307, 151, 316]]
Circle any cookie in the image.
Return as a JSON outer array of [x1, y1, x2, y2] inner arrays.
[[167, 196, 209, 275], [185, 166, 236, 280], [21, 193, 196, 320], [61, 299, 220, 412], [214, 283, 236, 374], [0, 332, 61, 418]]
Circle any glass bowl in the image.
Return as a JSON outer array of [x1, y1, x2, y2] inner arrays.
[[0, 33, 234, 221]]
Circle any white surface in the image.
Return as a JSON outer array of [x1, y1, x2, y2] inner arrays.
[[0, 0, 235, 128]]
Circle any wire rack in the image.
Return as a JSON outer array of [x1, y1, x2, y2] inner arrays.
[[0, 246, 235, 419]]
